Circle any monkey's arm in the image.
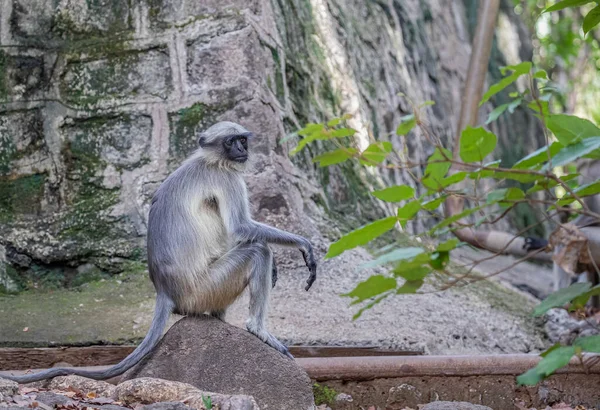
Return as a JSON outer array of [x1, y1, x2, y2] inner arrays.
[[237, 221, 317, 290]]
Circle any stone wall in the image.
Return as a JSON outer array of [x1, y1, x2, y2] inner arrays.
[[0, 0, 541, 291]]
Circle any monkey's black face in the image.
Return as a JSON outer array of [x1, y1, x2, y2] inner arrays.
[[223, 134, 251, 163]]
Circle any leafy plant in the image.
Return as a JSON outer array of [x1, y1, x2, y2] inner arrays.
[[202, 395, 213, 410], [288, 62, 600, 383]]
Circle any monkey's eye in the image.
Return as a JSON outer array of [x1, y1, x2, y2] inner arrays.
[[224, 139, 233, 147], [239, 137, 247, 144]]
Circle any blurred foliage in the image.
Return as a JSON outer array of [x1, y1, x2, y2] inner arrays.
[[513, 0, 600, 121]]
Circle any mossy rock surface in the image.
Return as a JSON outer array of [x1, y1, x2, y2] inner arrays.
[[0, 268, 156, 347]]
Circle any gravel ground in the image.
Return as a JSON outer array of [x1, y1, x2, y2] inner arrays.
[[0, 247, 550, 355]]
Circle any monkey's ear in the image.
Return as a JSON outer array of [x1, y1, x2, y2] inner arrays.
[[197, 134, 207, 146]]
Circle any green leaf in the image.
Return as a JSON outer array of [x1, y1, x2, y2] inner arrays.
[[360, 247, 425, 269], [423, 147, 452, 185], [396, 279, 424, 294], [544, 0, 595, 13], [352, 292, 393, 320], [574, 335, 600, 353], [436, 171, 468, 189], [487, 189, 509, 204], [436, 239, 460, 252], [372, 185, 415, 202], [543, 137, 600, 170], [397, 200, 421, 227], [546, 114, 600, 145], [326, 217, 398, 259], [494, 170, 545, 183], [360, 142, 393, 166], [396, 115, 417, 136], [290, 124, 326, 154], [570, 285, 600, 309], [312, 148, 358, 167], [534, 70, 548, 79], [583, 5, 600, 35], [480, 62, 532, 106], [507, 98, 523, 114], [540, 343, 563, 358], [512, 142, 563, 169], [329, 128, 357, 138], [527, 173, 579, 194], [558, 181, 600, 206], [342, 275, 397, 304], [486, 104, 509, 124], [459, 126, 497, 163], [420, 100, 436, 108], [500, 187, 525, 207], [429, 251, 450, 270], [422, 196, 446, 211], [516, 368, 543, 386], [517, 346, 576, 385], [533, 282, 592, 317], [528, 100, 550, 116], [394, 265, 431, 281]]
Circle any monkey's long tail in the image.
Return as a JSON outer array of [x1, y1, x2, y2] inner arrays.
[[2, 293, 175, 384]]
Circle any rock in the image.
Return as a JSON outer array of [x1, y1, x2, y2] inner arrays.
[[419, 402, 492, 410], [139, 402, 194, 410], [123, 316, 314, 410], [335, 393, 353, 403], [114, 378, 259, 410], [544, 308, 599, 344], [387, 384, 423, 408], [33, 391, 75, 407], [95, 406, 131, 410], [48, 375, 116, 397], [0, 377, 19, 401]]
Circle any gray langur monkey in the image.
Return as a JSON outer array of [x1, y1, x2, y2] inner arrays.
[[4, 121, 318, 383]]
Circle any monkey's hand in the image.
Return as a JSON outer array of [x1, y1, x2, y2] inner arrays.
[[301, 243, 317, 291]]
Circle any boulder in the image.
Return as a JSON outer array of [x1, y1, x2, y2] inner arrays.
[[122, 315, 315, 410], [0, 377, 18, 401]]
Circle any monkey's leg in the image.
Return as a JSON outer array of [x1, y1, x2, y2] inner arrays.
[[245, 243, 293, 359]]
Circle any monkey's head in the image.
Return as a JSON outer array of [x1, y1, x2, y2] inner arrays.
[[196, 121, 254, 170]]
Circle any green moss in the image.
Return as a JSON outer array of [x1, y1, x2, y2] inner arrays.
[[0, 266, 156, 347], [312, 383, 338, 405], [0, 174, 46, 221]]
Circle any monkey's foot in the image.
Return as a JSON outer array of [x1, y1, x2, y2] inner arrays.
[[245, 320, 294, 359]]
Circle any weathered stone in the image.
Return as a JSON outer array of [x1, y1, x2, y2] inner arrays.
[[114, 377, 259, 410], [418, 402, 492, 410], [147, 0, 260, 27], [0, 52, 46, 102], [60, 49, 172, 105], [10, 0, 132, 43], [33, 391, 75, 407], [61, 114, 152, 170], [186, 27, 265, 101], [0, 109, 46, 176], [386, 383, 423, 408], [122, 316, 315, 410], [0, 377, 19, 398], [48, 375, 115, 397]]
